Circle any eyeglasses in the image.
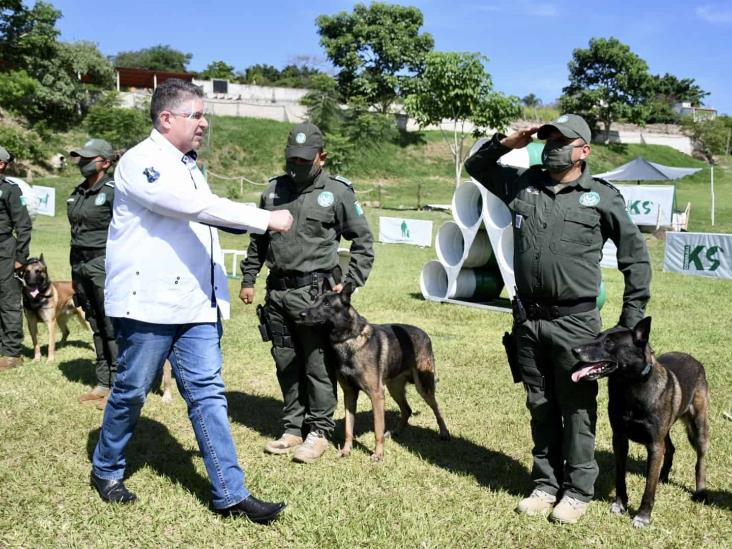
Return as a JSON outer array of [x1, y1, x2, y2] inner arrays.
[[169, 110, 206, 121]]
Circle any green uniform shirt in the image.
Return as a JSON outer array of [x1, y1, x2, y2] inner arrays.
[[0, 176, 32, 263], [67, 174, 115, 250], [242, 170, 374, 288], [465, 134, 651, 328]]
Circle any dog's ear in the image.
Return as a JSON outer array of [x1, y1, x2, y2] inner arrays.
[[39, 253, 45, 264], [633, 317, 652, 345], [339, 281, 355, 303]]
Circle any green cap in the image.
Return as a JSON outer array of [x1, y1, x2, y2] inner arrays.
[[537, 114, 592, 144], [70, 138, 114, 160], [285, 122, 324, 160], [0, 146, 11, 162]]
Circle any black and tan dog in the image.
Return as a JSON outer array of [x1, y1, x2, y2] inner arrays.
[[572, 317, 709, 528], [300, 282, 450, 461], [20, 255, 87, 362]]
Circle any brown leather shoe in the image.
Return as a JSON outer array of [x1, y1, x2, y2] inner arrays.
[[292, 431, 329, 464], [0, 356, 23, 372], [264, 434, 303, 455], [79, 386, 110, 403]]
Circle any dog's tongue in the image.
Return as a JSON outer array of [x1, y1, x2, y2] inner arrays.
[[572, 363, 603, 383], [29, 288, 40, 298]]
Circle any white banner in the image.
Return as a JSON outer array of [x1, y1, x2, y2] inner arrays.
[[32, 185, 56, 217], [663, 232, 732, 279], [379, 217, 432, 247], [600, 240, 618, 269], [616, 184, 675, 226]]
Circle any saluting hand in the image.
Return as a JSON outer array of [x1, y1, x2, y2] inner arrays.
[[268, 210, 294, 232], [239, 287, 255, 304], [500, 127, 541, 149]]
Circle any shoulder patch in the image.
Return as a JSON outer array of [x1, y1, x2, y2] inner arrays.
[[143, 166, 160, 183], [333, 175, 353, 188], [593, 177, 620, 194]]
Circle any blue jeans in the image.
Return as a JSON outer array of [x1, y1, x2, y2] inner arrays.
[[91, 318, 250, 509]]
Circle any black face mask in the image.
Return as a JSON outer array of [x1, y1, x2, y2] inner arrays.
[[286, 160, 320, 186], [542, 141, 583, 173]]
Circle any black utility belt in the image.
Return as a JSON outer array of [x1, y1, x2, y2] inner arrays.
[[519, 297, 596, 320], [267, 268, 341, 291], [70, 247, 106, 262]]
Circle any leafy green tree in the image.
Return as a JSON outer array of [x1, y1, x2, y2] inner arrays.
[[113, 45, 192, 72], [521, 93, 542, 107], [0, 2, 113, 128], [560, 37, 652, 142], [199, 60, 236, 80], [274, 64, 323, 88], [405, 51, 521, 186], [84, 93, 149, 150], [681, 117, 729, 162], [316, 2, 434, 113], [646, 73, 710, 124], [301, 74, 342, 134], [0, 69, 38, 115], [237, 63, 281, 85]]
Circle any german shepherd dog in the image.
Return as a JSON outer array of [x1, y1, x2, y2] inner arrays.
[[300, 282, 450, 461], [572, 317, 709, 528], [20, 255, 88, 362]]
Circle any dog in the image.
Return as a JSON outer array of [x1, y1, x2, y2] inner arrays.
[[20, 255, 88, 362], [572, 317, 709, 528], [300, 282, 450, 461]]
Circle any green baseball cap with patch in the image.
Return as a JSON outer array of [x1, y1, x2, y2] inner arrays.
[[0, 146, 12, 162], [537, 114, 592, 144], [70, 138, 114, 160], [285, 122, 324, 160]]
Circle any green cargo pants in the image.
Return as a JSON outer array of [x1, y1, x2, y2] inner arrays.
[[0, 238, 23, 357], [71, 255, 117, 388], [264, 285, 337, 437], [516, 308, 601, 502]]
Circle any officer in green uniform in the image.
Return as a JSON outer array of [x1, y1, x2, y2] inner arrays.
[[0, 147, 32, 371], [465, 114, 651, 524], [0, 147, 31, 371], [67, 139, 118, 408], [240, 122, 374, 464]]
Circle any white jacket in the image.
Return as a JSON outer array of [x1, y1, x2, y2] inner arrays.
[[105, 129, 270, 324]]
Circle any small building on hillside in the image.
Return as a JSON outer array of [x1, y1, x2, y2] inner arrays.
[[114, 67, 195, 91], [673, 102, 717, 122]]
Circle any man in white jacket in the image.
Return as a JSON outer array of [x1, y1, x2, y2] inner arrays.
[[90, 79, 293, 524]]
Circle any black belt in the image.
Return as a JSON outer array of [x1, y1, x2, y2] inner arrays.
[[70, 247, 106, 263], [267, 268, 341, 291], [520, 297, 596, 320]]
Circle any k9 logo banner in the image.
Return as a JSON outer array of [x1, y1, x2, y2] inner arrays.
[[663, 232, 732, 279]]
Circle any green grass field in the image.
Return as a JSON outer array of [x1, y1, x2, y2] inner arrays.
[[1, 120, 731, 547]]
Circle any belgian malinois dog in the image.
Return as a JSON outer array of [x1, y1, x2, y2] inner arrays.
[[300, 282, 450, 461], [572, 317, 709, 528], [20, 255, 88, 362]]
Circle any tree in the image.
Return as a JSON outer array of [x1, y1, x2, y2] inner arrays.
[[521, 94, 542, 107], [316, 2, 434, 113], [199, 60, 235, 80], [85, 93, 149, 150], [275, 64, 323, 88], [0, 2, 112, 128], [237, 63, 281, 85], [301, 74, 342, 134], [560, 37, 652, 142], [405, 51, 521, 186], [646, 73, 710, 124], [681, 117, 729, 162], [113, 45, 192, 72]]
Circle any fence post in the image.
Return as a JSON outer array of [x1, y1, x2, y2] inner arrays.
[[417, 182, 422, 211], [377, 184, 382, 209], [240, 177, 244, 196]]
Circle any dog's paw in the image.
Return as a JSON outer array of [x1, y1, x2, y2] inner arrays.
[[610, 501, 627, 515], [370, 451, 384, 462], [33, 356, 41, 363], [632, 514, 651, 528], [338, 447, 352, 458], [161, 392, 173, 404], [439, 430, 451, 441], [46, 357, 56, 364]]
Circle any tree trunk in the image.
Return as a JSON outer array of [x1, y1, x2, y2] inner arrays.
[[603, 119, 611, 144]]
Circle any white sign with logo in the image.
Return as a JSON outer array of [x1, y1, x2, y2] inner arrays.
[[616, 184, 675, 226], [32, 185, 56, 217], [379, 217, 433, 247], [663, 232, 732, 279]]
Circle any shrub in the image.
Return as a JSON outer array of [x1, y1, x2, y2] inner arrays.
[[84, 94, 149, 151]]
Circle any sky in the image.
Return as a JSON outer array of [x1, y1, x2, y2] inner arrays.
[[49, 0, 731, 115]]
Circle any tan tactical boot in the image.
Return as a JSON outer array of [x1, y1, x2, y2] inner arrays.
[[291, 431, 329, 464], [79, 386, 110, 403], [0, 356, 23, 372], [549, 496, 590, 524], [515, 489, 557, 516], [264, 434, 303, 455]]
